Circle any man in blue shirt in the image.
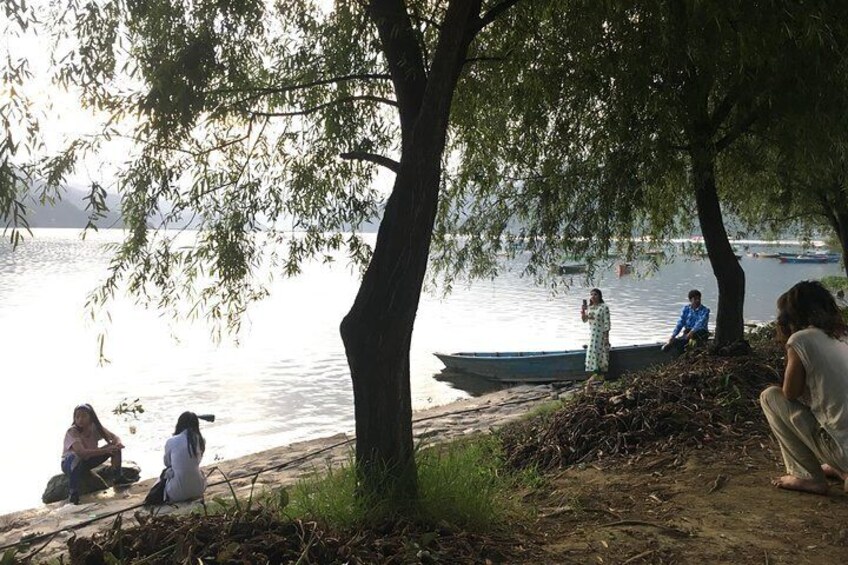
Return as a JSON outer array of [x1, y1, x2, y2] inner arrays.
[[663, 289, 710, 352]]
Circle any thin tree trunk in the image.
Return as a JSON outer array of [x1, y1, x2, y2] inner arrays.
[[832, 208, 848, 279], [691, 145, 746, 346]]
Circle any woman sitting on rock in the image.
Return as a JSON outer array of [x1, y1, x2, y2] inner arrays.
[[61, 403, 129, 504], [760, 280, 848, 495], [162, 411, 207, 503]]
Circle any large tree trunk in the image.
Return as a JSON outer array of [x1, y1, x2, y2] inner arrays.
[[339, 152, 441, 499], [339, 0, 481, 499], [668, 0, 746, 348], [818, 185, 848, 279], [691, 144, 746, 346]]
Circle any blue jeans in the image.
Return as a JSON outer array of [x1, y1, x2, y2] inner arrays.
[[61, 453, 109, 496]]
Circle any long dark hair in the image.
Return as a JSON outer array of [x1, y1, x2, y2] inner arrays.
[[73, 404, 106, 439], [776, 280, 848, 342], [174, 411, 205, 459], [591, 288, 605, 304]]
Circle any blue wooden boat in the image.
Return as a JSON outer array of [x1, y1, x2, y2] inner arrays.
[[778, 252, 840, 263], [779, 255, 829, 264], [434, 343, 679, 383]]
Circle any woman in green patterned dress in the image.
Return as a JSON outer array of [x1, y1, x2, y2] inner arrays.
[[581, 288, 611, 378]]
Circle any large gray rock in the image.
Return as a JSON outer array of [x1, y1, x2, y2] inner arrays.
[[41, 462, 141, 504]]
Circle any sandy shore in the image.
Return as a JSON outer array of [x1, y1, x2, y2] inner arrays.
[[0, 384, 562, 561]]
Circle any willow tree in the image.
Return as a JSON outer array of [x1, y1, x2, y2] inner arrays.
[[438, 0, 848, 346], [730, 51, 848, 278], [3, 0, 535, 499]]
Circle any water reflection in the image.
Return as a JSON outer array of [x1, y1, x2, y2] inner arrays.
[[432, 369, 511, 397]]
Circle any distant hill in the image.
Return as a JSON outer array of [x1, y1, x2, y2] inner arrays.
[[20, 182, 203, 230], [21, 183, 125, 229]]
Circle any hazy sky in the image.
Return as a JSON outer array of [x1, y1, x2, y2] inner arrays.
[[3, 3, 128, 189], [4, 0, 389, 197]]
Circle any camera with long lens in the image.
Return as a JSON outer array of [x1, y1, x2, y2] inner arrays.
[[197, 414, 215, 423]]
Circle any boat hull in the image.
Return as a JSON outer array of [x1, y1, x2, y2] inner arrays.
[[779, 256, 829, 264], [434, 343, 678, 383]]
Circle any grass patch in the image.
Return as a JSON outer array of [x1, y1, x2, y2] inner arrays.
[[821, 275, 848, 292], [281, 434, 529, 532], [521, 399, 565, 421], [283, 458, 364, 527], [415, 435, 527, 529]]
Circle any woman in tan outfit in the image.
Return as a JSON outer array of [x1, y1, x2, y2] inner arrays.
[[760, 280, 848, 495]]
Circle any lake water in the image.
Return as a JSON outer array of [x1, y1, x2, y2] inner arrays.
[[0, 229, 843, 515]]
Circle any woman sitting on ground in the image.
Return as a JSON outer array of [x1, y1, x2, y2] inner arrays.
[[163, 411, 207, 503], [61, 403, 129, 504], [760, 280, 848, 494]]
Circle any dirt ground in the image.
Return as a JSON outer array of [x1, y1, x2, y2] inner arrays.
[[510, 436, 848, 564]]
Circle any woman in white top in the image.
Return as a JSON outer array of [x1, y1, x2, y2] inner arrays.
[[760, 280, 848, 495], [163, 411, 207, 502]]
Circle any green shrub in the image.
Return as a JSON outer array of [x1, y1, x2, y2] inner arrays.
[[821, 275, 848, 292]]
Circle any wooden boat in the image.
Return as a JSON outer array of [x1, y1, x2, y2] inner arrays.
[[779, 255, 829, 264], [434, 343, 679, 383], [777, 252, 839, 263], [558, 263, 587, 275]]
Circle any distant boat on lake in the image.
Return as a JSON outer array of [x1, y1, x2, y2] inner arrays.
[[779, 255, 838, 264], [434, 343, 679, 383], [558, 263, 587, 275]]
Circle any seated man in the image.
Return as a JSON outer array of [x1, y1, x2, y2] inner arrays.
[[663, 289, 710, 352]]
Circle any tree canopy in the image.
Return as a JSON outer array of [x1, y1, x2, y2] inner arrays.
[[436, 0, 848, 343]]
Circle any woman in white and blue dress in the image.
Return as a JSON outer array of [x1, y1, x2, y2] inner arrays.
[[581, 288, 611, 378], [163, 412, 207, 502]]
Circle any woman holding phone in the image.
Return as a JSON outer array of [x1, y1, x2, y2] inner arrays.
[[581, 288, 611, 380]]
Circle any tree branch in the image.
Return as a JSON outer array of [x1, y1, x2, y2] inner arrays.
[[464, 55, 507, 64], [368, 0, 428, 129], [714, 107, 760, 153], [409, 12, 441, 30], [206, 73, 392, 97], [339, 151, 400, 173], [243, 95, 398, 118], [115, 132, 250, 158], [475, 0, 523, 33], [709, 86, 739, 134]]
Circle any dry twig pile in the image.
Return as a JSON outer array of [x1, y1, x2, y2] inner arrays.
[[65, 508, 506, 564], [499, 339, 784, 471]]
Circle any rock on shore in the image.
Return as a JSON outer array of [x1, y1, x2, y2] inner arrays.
[[42, 463, 147, 503]]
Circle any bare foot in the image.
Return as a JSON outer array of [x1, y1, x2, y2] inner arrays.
[[821, 464, 848, 482], [771, 475, 829, 495]]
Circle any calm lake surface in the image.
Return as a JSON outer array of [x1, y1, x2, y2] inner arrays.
[[0, 229, 843, 514]]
